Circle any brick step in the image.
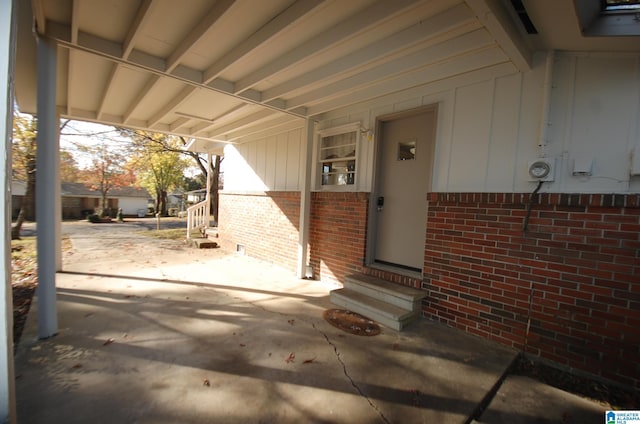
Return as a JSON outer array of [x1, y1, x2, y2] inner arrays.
[[343, 274, 427, 311], [330, 288, 418, 331]]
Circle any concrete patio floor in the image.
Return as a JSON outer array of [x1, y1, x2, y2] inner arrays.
[[13, 220, 609, 423]]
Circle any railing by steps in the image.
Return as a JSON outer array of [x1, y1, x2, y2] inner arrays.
[[186, 199, 209, 239]]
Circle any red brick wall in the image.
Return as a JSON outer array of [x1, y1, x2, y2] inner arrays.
[[308, 192, 369, 284], [423, 192, 640, 389], [218, 191, 300, 270]]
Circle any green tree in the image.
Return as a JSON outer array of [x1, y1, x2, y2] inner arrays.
[[119, 128, 222, 221], [11, 112, 37, 239], [133, 141, 189, 216]]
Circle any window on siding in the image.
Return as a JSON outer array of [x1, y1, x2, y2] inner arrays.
[[316, 123, 360, 189]]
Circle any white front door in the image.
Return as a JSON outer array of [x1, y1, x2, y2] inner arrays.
[[373, 107, 436, 272]]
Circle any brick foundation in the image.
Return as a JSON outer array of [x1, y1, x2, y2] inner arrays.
[[423, 192, 640, 389], [308, 192, 369, 284], [218, 191, 300, 270]]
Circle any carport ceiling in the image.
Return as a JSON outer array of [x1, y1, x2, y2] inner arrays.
[[14, 0, 640, 150]]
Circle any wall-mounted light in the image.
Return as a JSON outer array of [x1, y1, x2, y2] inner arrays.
[[360, 127, 374, 142]]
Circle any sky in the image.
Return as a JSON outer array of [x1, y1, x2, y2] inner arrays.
[[59, 119, 203, 178]]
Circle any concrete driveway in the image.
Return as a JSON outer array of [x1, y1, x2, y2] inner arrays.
[[13, 219, 606, 423]]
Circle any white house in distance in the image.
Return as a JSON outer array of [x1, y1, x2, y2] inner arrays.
[[5, 1, 640, 416]]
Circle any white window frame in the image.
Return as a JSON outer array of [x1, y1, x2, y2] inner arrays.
[[312, 122, 362, 191]]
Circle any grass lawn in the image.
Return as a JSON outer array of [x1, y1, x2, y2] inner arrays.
[[138, 228, 187, 240]]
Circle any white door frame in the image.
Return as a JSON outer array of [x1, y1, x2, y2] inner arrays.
[[365, 104, 438, 277]]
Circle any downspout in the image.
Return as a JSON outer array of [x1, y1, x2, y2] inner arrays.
[[536, 50, 554, 158]]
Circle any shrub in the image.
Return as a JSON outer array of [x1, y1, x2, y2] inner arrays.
[[87, 214, 102, 223]]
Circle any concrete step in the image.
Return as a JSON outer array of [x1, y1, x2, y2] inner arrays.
[[205, 228, 218, 239], [330, 288, 418, 331], [188, 237, 218, 249], [343, 274, 427, 311]]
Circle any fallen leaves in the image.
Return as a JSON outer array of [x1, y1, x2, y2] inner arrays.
[[203, 378, 210, 387], [102, 338, 115, 346], [284, 352, 317, 364]]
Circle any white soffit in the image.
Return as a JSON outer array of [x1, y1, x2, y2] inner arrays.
[[13, 0, 638, 151]]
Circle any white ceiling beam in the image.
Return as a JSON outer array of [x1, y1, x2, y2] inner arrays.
[[223, 115, 299, 140], [227, 119, 305, 144], [65, 49, 75, 116], [307, 47, 513, 116], [70, 0, 80, 43], [64, 0, 81, 116], [166, 0, 237, 73], [286, 28, 494, 110], [464, 0, 532, 71], [147, 85, 197, 127], [262, 2, 478, 102], [189, 121, 216, 136], [96, 63, 121, 120], [123, 0, 157, 60], [32, 0, 46, 34], [203, 0, 325, 83], [205, 109, 277, 138], [123, 74, 161, 124], [46, 22, 307, 119], [233, 0, 420, 94], [182, 104, 252, 136], [169, 117, 191, 132]]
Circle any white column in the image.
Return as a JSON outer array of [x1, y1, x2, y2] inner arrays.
[[54, 114, 61, 271], [205, 152, 212, 221], [0, 0, 17, 421], [35, 35, 58, 338], [297, 119, 314, 278]]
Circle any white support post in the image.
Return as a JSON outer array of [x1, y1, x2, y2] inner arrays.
[[54, 113, 61, 271], [297, 119, 314, 278], [0, 0, 17, 421], [36, 35, 59, 339], [205, 152, 212, 223]]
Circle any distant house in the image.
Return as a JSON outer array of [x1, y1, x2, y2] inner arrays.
[[60, 183, 150, 218], [10, 180, 26, 219]]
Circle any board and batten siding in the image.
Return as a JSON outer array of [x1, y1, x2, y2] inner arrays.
[[317, 52, 640, 195], [222, 52, 639, 195], [222, 127, 304, 192]]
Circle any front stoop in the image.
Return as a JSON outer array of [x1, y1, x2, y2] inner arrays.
[[330, 274, 427, 331], [188, 227, 219, 249], [188, 237, 218, 249]]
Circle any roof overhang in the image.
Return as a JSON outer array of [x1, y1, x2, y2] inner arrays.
[[14, 0, 640, 153]]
